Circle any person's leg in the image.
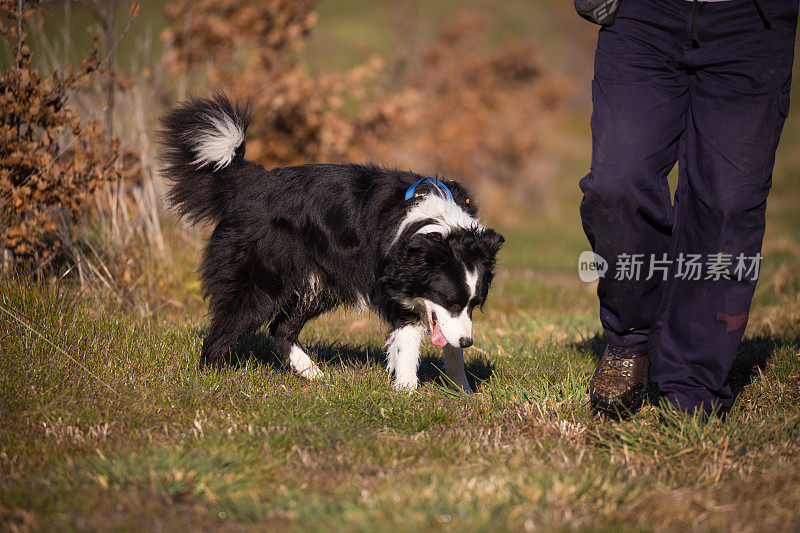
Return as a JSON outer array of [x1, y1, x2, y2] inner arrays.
[[580, 0, 689, 353], [581, 0, 693, 417], [649, 0, 798, 416]]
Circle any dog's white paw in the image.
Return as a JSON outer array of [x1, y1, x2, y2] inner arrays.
[[392, 377, 419, 393], [289, 345, 322, 381], [298, 364, 323, 381]]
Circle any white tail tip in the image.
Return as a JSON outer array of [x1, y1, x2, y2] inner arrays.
[[188, 113, 245, 171]]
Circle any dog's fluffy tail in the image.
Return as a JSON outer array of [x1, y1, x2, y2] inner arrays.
[[158, 93, 251, 224]]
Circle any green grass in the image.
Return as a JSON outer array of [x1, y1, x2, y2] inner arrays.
[[2, 212, 799, 530]]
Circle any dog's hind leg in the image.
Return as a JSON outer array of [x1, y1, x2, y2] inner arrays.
[[201, 287, 276, 368], [442, 345, 473, 393], [385, 324, 424, 391], [268, 294, 333, 380], [199, 227, 286, 368]]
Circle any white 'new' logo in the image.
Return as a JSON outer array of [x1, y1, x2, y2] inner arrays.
[[578, 251, 608, 282]]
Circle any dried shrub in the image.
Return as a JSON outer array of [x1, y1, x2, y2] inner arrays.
[[161, 0, 410, 167], [0, 0, 125, 268], [358, 11, 568, 220]]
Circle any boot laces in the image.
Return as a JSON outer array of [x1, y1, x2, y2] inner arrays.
[[597, 353, 637, 378]]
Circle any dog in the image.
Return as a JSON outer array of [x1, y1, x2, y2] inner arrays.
[[158, 94, 504, 392]]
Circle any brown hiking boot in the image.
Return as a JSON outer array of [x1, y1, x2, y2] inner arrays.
[[589, 345, 648, 419]]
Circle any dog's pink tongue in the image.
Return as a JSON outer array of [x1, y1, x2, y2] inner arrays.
[[431, 320, 448, 347]]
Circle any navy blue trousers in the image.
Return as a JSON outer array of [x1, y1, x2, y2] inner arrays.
[[580, 0, 798, 414]]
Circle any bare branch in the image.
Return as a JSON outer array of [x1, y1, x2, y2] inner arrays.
[[96, 1, 137, 72]]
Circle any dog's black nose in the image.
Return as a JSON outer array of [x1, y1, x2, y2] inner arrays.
[[459, 337, 473, 348]]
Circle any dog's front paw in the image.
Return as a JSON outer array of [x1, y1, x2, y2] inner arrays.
[[298, 364, 323, 381], [289, 345, 323, 381], [392, 377, 419, 393]]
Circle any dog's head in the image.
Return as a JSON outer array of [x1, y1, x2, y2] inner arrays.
[[389, 226, 504, 348]]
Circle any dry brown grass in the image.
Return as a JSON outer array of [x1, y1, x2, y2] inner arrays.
[[622, 467, 800, 532]]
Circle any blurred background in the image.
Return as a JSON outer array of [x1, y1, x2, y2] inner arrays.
[[1, 0, 798, 335]]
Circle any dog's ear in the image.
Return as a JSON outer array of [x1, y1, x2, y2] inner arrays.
[[381, 233, 446, 296], [479, 228, 505, 259], [447, 227, 504, 265], [403, 233, 448, 271]]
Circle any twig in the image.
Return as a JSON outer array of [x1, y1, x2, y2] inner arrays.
[[96, 2, 138, 74], [70, 1, 138, 84], [15, 0, 23, 70], [0, 302, 119, 396], [103, 0, 116, 147]]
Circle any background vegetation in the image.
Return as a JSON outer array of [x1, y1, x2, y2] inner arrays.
[[1, 0, 799, 530]]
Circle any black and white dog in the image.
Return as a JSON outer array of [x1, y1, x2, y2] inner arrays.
[[158, 94, 504, 392]]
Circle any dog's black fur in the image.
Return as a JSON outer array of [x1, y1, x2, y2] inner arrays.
[[158, 94, 504, 375]]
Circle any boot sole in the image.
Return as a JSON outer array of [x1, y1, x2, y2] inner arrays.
[[590, 384, 645, 420]]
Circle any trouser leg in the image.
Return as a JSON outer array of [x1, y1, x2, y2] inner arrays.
[[580, 0, 688, 349], [649, 0, 798, 415]]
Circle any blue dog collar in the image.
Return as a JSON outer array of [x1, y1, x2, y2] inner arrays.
[[404, 177, 454, 201]]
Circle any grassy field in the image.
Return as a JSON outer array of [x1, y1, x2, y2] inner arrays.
[[2, 1, 800, 531], [2, 158, 799, 530], [2, 208, 799, 530]]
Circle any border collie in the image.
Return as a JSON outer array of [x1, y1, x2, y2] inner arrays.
[[158, 94, 504, 392]]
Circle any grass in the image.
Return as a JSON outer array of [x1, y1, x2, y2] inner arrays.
[[3, 1, 800, 531], [2, 209, 799, 530]]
